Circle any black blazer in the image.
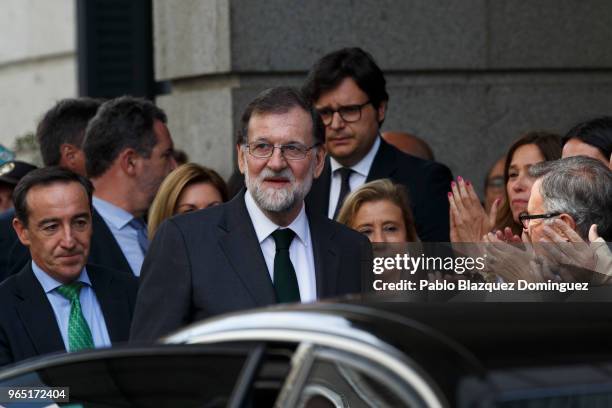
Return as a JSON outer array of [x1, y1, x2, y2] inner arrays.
[[0, 208, 18, 281], [1, 207, 133, 281], [130, 190, 372, 342], [0, 263, 138, 367], [306, 138, 454, 242]]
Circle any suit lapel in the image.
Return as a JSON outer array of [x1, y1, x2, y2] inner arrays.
[[88, 264, 130, 343], [308, 211, 339, 298], [90, 208, 133, 276], [217, 192, 277, 306], [14, 265, 65, 355], [366, 138, 398, 182], [305, 158, 332, 216]]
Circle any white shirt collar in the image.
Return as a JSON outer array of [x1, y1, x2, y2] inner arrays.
[[330, 135, 381, 177], [244, 190, 310, 247], [93, 196, 133, 229]]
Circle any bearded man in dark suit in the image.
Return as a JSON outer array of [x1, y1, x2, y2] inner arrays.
[[130, 87, 371, 342]]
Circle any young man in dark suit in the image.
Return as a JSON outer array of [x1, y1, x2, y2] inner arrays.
[[302, 47, 453, 242], [0, 167, 138, 367], [130, 87, 371, 342]]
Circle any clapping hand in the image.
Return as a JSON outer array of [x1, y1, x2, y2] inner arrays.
[[482, 231, 534, 282], [536, 220, 602, 283], [449, 176, 500, 243]]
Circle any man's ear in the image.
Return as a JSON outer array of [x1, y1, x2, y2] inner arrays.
[[118, 149, 139, 176], [12, 217, 31, 247], [59, 144, 80, 171], [237, 144, 246, 175], [377, 100, 387, 124], [313, 144, 327, 179], [558, 213, 577, 232]]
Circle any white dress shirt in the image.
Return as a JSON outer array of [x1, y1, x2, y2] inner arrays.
[[328, 136, 381, 218], [31, 261, 111, 350], [244, 191, 317, 302], [92, 196, 144, 276]]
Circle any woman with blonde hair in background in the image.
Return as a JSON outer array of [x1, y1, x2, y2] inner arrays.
[[148, 163, 228, 238], [338, 179, 423, 286], [337, 178, 418, 243]]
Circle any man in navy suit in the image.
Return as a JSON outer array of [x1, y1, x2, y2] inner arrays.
[[302, 47, 453, 242], [0, 167, 137, 367], [130, 87, 371, 342]]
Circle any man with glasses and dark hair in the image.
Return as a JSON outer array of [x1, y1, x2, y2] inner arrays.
[[130, 87, 371, 341], [302, 47, 453, 242]]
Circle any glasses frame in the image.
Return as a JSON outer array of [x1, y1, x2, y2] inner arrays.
[[243, 142, 321, 161], [518, 211, 561, 230], [317, 100, 371, 126]]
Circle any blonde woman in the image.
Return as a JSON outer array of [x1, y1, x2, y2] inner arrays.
[[337, 179, 418, 243], [148, 163, 228, 238]]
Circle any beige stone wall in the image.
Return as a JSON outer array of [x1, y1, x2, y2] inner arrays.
[[157, 77, 238, 179], [0, 0, 77, 161]]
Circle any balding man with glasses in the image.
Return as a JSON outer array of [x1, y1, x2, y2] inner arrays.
[[303, 47, 453, 242], [130, 87, 371, 342]]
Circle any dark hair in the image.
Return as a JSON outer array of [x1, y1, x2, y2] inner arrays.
[[173, 149, 189, 166], [529, 156, 612, 241], [13, 166, 93, 227], [83, 96, 167, 178], [237, 87, 324, 145], [302, 47, 389, 112], [483, 155, 506, 193], [36, 98, 102, 166], [494, 131, 562, 234], [563, 116, 612, 159]]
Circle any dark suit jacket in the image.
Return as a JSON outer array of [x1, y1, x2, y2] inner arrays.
[[130, 190, 372, 342], [0, 208, 18, 281], [0, 263, 138, 367], [306, 138, 453, 242], [1, 208, 133, 282]]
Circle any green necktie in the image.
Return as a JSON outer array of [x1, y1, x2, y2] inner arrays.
[[56, 282, 94, 352], [271, 229, 301, 303]]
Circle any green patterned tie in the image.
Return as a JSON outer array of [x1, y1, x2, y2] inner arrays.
[[271, 229, 301, 303], [56, 282, 94, 351]]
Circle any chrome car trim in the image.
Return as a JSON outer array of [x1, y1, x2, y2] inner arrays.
[[298, 384, 346, 408], [165, 312, 446, 408], [275, 343, 317, 407]]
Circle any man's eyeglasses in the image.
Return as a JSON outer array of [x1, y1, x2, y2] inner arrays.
[[244, 142, 320, 160], [317, 101, 371, 126], [518, 212, 561, 230]]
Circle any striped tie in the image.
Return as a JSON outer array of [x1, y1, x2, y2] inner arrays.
[[56, 282, 94, 352]]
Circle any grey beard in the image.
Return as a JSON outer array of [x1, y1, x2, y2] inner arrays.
[[244, 164, 314, 213]]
